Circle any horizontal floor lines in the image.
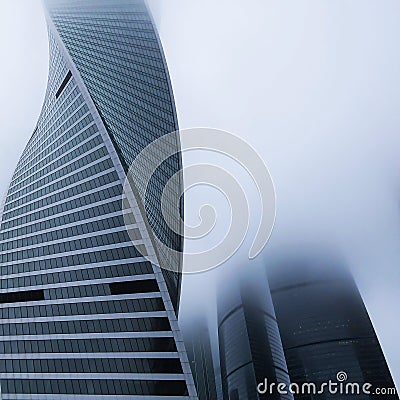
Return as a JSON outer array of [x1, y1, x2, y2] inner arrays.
[[0, 240, 144, 267], [0, 332, 174, 341], [6, 140, 105, 202], [0, 311, 167, 324], [0, 273, 156, 294], [0, 209, 128, 245], [3, 166, 116, 216], [0, 352, 179, 359], [0, 292, 161, 309], [0, 192, 122, 233], [0, 373, 186, 380], [2, 180, 121, 226], [0, 222, 140, 254], [3, 396, 190, 400], [0, 255, 147, 280]]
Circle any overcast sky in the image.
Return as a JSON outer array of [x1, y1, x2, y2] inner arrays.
[[0, 0, 399, 388]]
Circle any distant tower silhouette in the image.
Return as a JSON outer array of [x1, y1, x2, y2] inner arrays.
[[183, 318, 218, 400], [215, 364, 224, 400], [268, 249, 398, 400], [217, 268, 293, 400]]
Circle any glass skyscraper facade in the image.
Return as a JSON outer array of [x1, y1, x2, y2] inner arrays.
[[183, 318, 218, 400], [268, 253, 398, 400], [217, 271, 293, 400], [0, 0, 197, 398]]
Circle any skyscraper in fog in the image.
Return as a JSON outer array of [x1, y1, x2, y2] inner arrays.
[[268, 251, 398, 400], [217, 270, 293, 400], [183, 318, 218, 400], [0, 0, 197, 397], [215, 364, 224, 400]]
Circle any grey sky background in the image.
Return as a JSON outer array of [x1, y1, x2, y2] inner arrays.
[[0, 0, 399, 387]]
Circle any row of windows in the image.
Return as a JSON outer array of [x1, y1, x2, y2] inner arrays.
[[16, 96, 86, 172], [0, 378, 188, 395], [0, 198, 121, 241], [46, 274, 150, 301], [0, 336, 176, 354], [8, 131, 101, 198], [0, 317, 170, 336], [1, 214, 130, 251], [2, 245, 142, 277], [1, 183, 121, 232], [44, 41, 70, 101], [51, 3, 148, 15], [50, 2, 147, 13], [0, 260, 151, 290], [55, 13, 156, 31], [35, 83, 79, 148], [23, 91, 85, 161], [3, 169, 118, 222], [143, 181, 182, 253], [0, 228, 134, 263], [13, 105, 90, 188], [62, 22, 160, 41], [62, 26, 167, 79], [11, 114, 95, 186], [5, 147, 109, 210], [17, 81, 78, 167], [30, 81, 79, 153], [85, 71, 174, 136], [22, 35, 70, 138], [63, 37, 170, 91], [60, 20, 163, 56], [84, 52, 172, 116], [108, 117, 157, 165], [98, 99, 175, 169], [0, 357, 182, 374], [63, 26, 165, 66], [101, 121, 174, 196], [115, 131, 180, 178], [84, 62, 174, 125], [25, 82, 78, 162], [0, 294, 161, 320], [48, 282, 109, 300], [54, 9, 153, 23]]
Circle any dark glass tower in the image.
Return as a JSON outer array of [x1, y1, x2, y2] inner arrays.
[[0, 0, 197, 398], [183, 318, 218, 400], [268, 251, 398, 400], [215, 364, 224, 400], [217, 270, 293, 400]]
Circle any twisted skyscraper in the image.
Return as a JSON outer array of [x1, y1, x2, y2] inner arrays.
[[0, 0, 197, 397]]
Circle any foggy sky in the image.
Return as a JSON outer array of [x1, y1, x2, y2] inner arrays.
[[0, 0, 399, 388], [148, 0, 400, 388]]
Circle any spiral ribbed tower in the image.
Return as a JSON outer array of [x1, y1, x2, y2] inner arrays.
[[0, 0, 197, 398]]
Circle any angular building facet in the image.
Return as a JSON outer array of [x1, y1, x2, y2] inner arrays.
[[268, 251, 398, 400], [0, 0, 197, 398], [217, 269, 293, 400], [183, 318, 218, 400]]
